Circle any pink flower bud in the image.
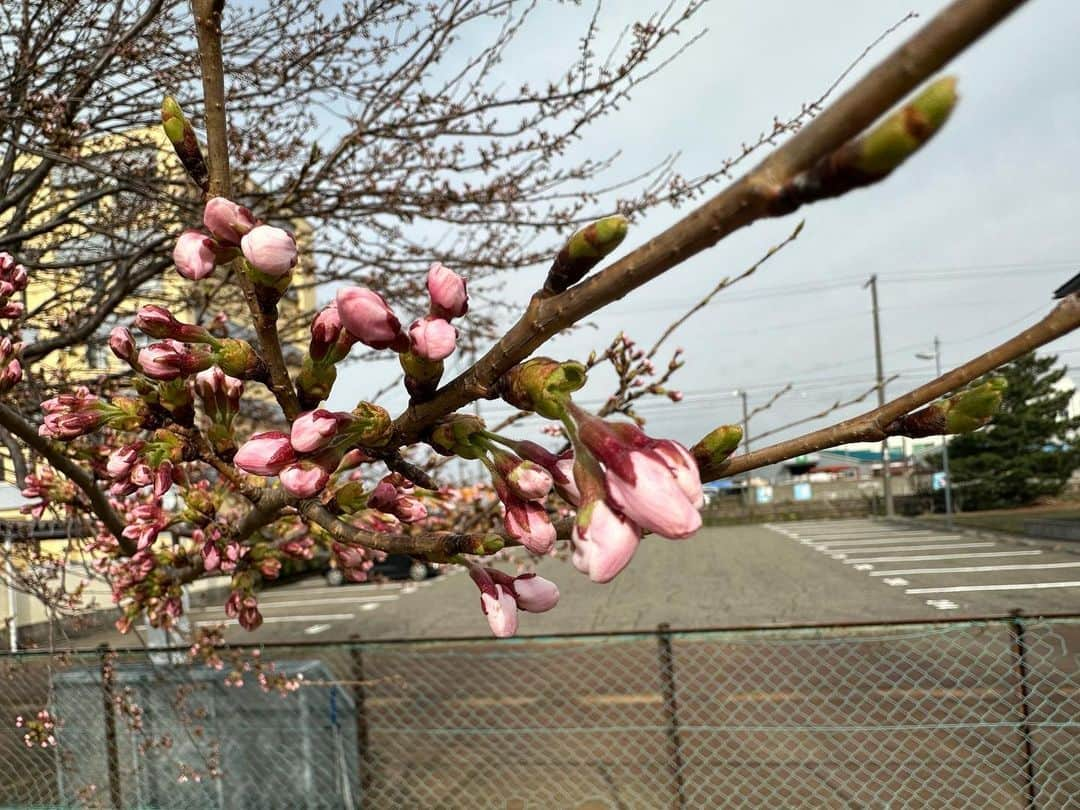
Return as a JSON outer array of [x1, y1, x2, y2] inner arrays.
[[279, 460, 331, 498], [505, 459, 553, 501], [240, 225, 297, 277], [603, 450, 701, 540], [107, 444, 141, 479], [309, 303, 356, 363], [129, 463, 154, 487], [571, 499, 641, 583], [503, 499, 556, 554], [0, 302, 23, 319], [203, 197, 256, 245], [554, 457, 581, 505], [234, 431, 296, 476], [512, 574, 559, 612], [651, 439, 705, 509], [202, 541, 221, 573], [109, 327, 136, 363], [137, 341, 213, 381], [173, 230, 218, 280], [134, 305, 181, 339], [335, 287, 407, 351], [427, 262, 469, 320], [0, 359, 21, 393], [290, 409, 344, 453], [480, 584, 518, 638], [259, 558, 282, 579], [408, 316, 457, 362]]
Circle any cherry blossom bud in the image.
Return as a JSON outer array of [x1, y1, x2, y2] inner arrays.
[[224, 590, 243, 618], [279, 460, 331, 498], [238, 596, 263, 631], [259, 558, 282, 579], [240, 225, 297, 276], [130, 463, 154, 487], [572, 499, 641, 583], [234, 431, 296, 476], [651, 439, 705, 509], [109, 327, 136, 363], [554, 457, 580, 505], [290, 409, 344, 454], [138, 341, 213, 381], [309, 303, 357, 364], [427, 262, 469, 320], [408, 316, 457, 362], [480, 584, 518, 638], [203, 197, 256, 245], [498, 357, 587, 419], [512, 574, 559, 612], [603, 450, 701, 539], [107, 444, 142, 479], [0, 302, 23, 319], [0, 359, 20, 394], [505, 459, 553, 501], [135, 305, 212, 343], [173, 230, 218, 280], [503, 499, 556, 554], [153, 462, 174, 497], [336, 287, 407, 351]]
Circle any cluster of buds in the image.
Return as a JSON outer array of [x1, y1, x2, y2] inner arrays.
[[469, 566, 560, 637], [225, 585, 263, 631], [114, 305, 265, 383], [198, 526, 249, 574], [173, 196, 298, 289], [234, 403, 391, 498], [430, 414, 567, 553], [331, 542, 382, 583], [193, 367, 244, 457], [365, 473, 428, 524], [20, 468, 77, 519], [0, 337, 22, 395], [106, 430, 184, 499], [0, 252, 28, 320], [329, 262, 469, 403], [15, 710, 57, 749], [39, 387, 148, 440]]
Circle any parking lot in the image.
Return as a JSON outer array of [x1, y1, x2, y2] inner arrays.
[[769, 519, 1080, 615]]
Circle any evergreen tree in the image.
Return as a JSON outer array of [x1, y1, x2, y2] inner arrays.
[[942, 353, 1080, 510]]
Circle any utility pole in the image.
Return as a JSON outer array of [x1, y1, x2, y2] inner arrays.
[[918, 337, 954, 527], [738, 390, 753, 511], [865, 275, 894, 517]]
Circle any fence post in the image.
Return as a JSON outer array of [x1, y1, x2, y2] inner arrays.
[[98, 645, 122, 810], [656, 623, 686, 810], [349, 636, 373, 807], [1008, 612, 1039, 809]]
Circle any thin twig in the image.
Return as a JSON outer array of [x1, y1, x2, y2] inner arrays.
[[752, 374, 900, 443], [746, 383, 794, 422], [704, 294, 1080, 481]]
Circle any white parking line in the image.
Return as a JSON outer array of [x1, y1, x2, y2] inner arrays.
[[906, 581, 1080, 595], [828, 542, 994, 558], [881, 577, 910, 587], [196, 613, 355, 627], [871, 561, 1080, 577], [304, 623, 332, 635], [811, 535, 963, 548], [926, 599, 960, 610], [843, 550, 1043, 564]]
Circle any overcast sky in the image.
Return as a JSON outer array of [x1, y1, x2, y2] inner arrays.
[[327, 0, 1080, 458]]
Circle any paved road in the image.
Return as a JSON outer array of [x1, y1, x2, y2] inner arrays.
[[68, 518, 1080, 649]]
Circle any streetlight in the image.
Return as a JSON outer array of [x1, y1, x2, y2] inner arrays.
[[916, 337, 954, 527]]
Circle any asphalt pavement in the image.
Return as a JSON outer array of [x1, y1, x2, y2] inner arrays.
[[68, 518, 1080, 648]]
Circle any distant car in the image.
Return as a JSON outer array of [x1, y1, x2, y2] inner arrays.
[[324, 554, 439, 586]]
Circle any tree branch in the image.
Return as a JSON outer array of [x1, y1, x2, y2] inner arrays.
[[0, 404, 131, 554], [702, 294, 1080, 481], [390, 0, 1028, 446]]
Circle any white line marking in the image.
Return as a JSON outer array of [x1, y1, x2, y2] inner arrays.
[[360, 603, 380, 612], [844, 550, 1043, 564], [852, 564, 874, 571], [812, 536, 963, 548], [828, 542, 995, 558], [926, 599, 960, 610], [196, 613, 354, 627], [871, 561, 1080, 577], [881, 577, 910, 586], [304, 623, 332, 635], [906, 581, 1080, 595]]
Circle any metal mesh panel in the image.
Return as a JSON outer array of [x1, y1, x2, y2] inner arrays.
[[0, 618, 1075, 808]]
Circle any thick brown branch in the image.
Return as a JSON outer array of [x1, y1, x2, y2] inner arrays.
[[703, 295, 1080, 481], [390, 0, 1027, 446], [0, 404, 131, 554]]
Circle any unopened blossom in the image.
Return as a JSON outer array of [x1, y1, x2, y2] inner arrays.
[[503, 497, 556, 554], [279, 460, 331, 498], [0, 359, 21, 394], [194, 367, 243, 421], [367, 478, 428, 523], [427, 262, 469, 320], [39, 387, 107, 439], [135, 305, 212, 343], [173, 230, 218, 280], [572, 498, 641, 583], [234, 431, 296, 476], [502, 458, 553, 502], [106, 443, 142, 480], [240, 225, 297, 276], [290, 409, 345, 454], [137, 340, 213, 381], [203, 197, 255, 245], [109, 327, 137, 363], [480, 583, 518, 638], [259, 558, 282, 579], [308, 303, 357, 364], [238, 596, 263, 631], [336, 287, 407, 351], [553, 456, 580, 505], [512, 574, 560, 612], [408, 316, 457, 362]]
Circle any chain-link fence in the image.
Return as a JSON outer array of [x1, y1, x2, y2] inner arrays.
[[0, 615, 1077, 809]]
